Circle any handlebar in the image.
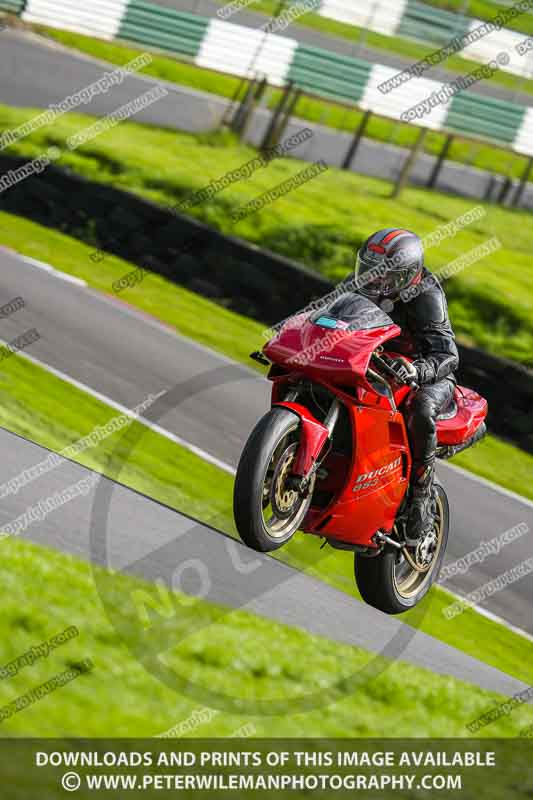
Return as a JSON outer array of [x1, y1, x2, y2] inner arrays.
[[370, 353, 419, 392], [251, 348, 419, 392]]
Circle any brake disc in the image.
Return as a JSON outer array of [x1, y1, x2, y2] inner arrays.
[[270, 443, 299, 519]]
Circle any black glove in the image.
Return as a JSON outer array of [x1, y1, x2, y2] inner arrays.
[[390, 357, 418, 385], [413, 356, 457, 385]]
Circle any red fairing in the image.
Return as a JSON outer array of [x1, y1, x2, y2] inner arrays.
[[303, 405, 411, 546], [274, 402, 330, 476], [258, 300, 487, 550], [264, 314, 402, 382]]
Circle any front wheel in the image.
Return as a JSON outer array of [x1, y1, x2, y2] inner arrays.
[[233, 408, 315, 552], [354, 483, 449, 614]]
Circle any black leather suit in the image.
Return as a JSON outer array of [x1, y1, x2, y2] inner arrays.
[[387, 268, 459, 480]]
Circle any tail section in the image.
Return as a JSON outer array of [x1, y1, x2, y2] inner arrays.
[[436, 422, 487, 460]]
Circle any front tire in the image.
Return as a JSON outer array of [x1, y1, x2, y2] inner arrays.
[[233, 408, 315, 552], [354, 483, 449, 614]]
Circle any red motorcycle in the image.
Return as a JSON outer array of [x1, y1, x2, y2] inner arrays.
[[233, 293, 488, 614]]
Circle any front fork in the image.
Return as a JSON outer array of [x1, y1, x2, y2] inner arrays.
[[274, 394, 341, 492], [323, 398, 341, 435]]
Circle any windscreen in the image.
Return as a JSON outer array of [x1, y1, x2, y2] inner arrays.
[[311, 292, 394, 331]]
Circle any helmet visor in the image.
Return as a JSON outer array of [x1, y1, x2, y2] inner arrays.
[[356, 251, 418, 298]]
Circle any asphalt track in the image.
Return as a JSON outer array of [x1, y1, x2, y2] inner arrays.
[[0, 27, 529, 204], [0, 250, 532, 691]]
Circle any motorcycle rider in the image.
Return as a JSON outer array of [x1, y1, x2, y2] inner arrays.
[[353, 228, 459, 545]]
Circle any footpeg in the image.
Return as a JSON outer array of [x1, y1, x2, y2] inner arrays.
[[373, 530, 402, 550]]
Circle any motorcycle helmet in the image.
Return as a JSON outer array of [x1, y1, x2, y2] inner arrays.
[[355, 228, 424, 300]]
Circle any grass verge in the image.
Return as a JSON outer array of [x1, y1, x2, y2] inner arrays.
[[2, 536, 532, 738]]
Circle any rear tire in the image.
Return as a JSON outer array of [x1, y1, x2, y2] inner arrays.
[[233, 408, 314, 552], [354, 483, 449, 614]]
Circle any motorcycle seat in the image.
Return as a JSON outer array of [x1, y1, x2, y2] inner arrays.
[[437, 397, 458, 421]]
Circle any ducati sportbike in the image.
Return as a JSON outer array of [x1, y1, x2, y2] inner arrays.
[[233, 293, 487, 614]]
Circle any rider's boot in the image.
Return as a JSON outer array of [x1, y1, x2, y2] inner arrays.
[[405, 464, 436, 547]]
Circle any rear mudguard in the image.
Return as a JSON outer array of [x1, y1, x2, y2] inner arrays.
[[273, 402, 330, 477]]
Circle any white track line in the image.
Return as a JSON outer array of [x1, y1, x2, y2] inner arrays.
[[4, 343, 236, 476], [440, 460, 533, 510], [460, 598, 533, 644], [21, 256, 88, 287]]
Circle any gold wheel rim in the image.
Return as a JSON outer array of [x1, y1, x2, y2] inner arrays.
[[393, 493, 445, 599], [261, 428, 315, 540]]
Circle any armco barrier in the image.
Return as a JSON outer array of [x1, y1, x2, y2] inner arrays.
[[118, 1, 209, 58], [317, 0, 409, 38], [0, 0, 25, 12], [3, 1, 533, 157], [446, 90, 526, 144], [287, 45, 372, 104], [21, 0, 130, 40], [317, 0, 533, 79], [3, 0, 533, 81], [0, 155, 530, 452], [397, 0, 471, 45], [194, 17, 297, 86]]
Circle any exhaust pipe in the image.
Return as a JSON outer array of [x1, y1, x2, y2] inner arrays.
[[437, 422, 487, 460]]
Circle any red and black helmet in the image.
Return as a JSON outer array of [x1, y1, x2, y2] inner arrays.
[[355, 228, 424, 299]]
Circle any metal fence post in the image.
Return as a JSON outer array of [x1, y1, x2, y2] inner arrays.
[[391, 127, 428, 199], [342, 110, 372, 170], [229, 77, 259, 135], [260, 81, 295, 151], [267, 87, 302, 149], [238, 77, 268, 140], [497, 175, 513, 206], [511, 156, 533, 208], [427, 134, 453, 189], [483, 174, 497, 202]]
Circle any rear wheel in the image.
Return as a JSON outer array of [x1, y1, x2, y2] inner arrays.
[[233, 408, 316, 552], [354, 484, 449, 614]]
